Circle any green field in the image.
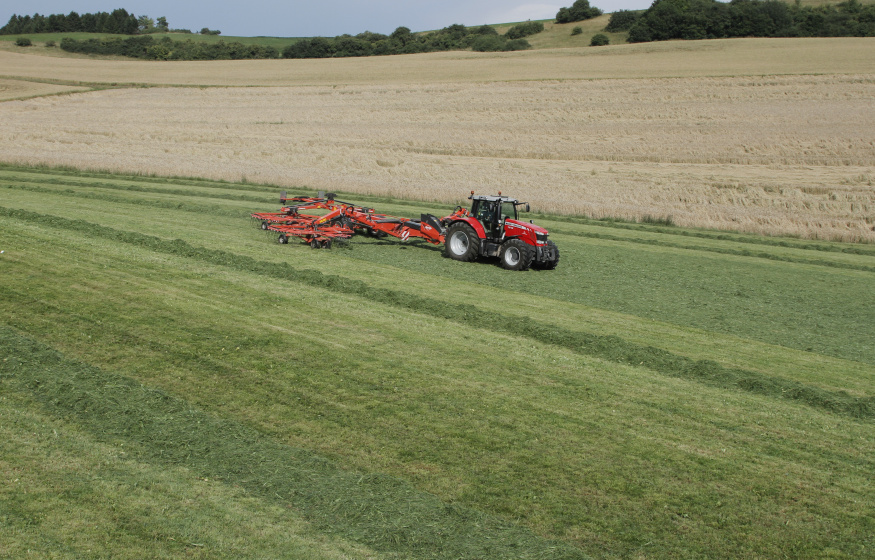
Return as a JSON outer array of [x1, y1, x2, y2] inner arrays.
[[1, 164, 873, 559]]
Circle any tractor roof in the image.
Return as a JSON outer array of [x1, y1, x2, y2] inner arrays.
[[469, 194, 520, 203]]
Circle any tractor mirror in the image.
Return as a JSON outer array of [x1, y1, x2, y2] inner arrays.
[[525, 203, 530, 212]]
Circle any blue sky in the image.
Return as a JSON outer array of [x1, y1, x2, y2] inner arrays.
[[3, 1, 654, 37]]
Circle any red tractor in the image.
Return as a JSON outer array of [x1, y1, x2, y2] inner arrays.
[[252, 191, 559, 271], [441, 192, 559, 271]]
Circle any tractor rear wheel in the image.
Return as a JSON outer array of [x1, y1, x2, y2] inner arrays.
[[445, 222, 479, 262], [499, 238, 534, 271]]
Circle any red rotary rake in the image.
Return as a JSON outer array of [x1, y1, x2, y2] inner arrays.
[[251, 191, 560, 271]]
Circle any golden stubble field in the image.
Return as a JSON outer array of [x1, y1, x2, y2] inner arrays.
[[1, 38, 874, 241]]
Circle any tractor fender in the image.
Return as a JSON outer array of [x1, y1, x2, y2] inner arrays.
[[447, 217, 487, 240]]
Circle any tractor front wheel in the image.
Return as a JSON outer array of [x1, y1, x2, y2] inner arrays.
[[532, 240, 560, 270], [445, 222, 479, 262], [499, 238, 534, 271]]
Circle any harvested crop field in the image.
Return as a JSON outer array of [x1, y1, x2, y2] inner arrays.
[[0, 77, 89, 101], [1, 71, 874, 240]]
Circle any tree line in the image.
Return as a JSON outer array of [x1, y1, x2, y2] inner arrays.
[[59, 36, 279, 60], [610, 0, 875, 42], [1, 9, 145, 35], [56, 22, 540, 60], [283, 23, 535, 58]]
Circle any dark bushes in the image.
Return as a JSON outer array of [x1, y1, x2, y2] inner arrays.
[[283, 23, 531, 59], [505, 21, 545, 39], [556, 0, 603, 23], [627, 0, 875, 42], [60, 35, 280, 60], [604, 10, 642, 31]]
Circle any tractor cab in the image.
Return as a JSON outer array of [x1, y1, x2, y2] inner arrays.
[[469, 194, 529, 240]]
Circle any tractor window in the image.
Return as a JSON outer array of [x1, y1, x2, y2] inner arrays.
[[500, 202, 517, 222], [475, 201, 495, 224]]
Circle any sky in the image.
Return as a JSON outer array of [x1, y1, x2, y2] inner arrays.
[[2, 0, 655, 37]]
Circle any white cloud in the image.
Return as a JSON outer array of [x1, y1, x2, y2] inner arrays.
[[486, 3, 563, 24]]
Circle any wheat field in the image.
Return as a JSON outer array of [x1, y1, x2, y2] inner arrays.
[[1, 39, 874, 241], [0, 77, 89, 101]]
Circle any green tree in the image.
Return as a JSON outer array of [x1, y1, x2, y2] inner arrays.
[[590, 32, 610, 45], [605, 10, 641, 31], [390, 26, 413, 46], [138, 15, 154, 32], [556, 0, 603, 23]]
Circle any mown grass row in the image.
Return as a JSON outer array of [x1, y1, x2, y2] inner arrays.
[[536, 213, 875, 256], [3, 203, 873, 558], [4, 163, 873, 255], [0, 395, 376, 559], [2, 205, 871, 420], [4, 176, 873, 365], [1, 325, 582, 560], [0, 163, 284, 195], [2, 183, 246, 218], [5, 176, 872, 274], [0, 176, 273, 204], [549, 227, 875, 272]]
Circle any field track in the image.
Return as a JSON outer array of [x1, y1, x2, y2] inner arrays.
[[1, 165, 873, 558]]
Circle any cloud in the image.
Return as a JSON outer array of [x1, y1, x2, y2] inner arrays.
[[486, 3, 563, 24]]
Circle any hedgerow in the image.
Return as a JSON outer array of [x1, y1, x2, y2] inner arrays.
[[282, 24, 531, 58], [60, 35, 280, 60]]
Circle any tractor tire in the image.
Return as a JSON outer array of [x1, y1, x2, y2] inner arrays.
[[444, 222, 479, 262], [499, 238, 535, 271], [261, 221, 269, 230], [278, 234, 288, 244], [532, 240, 560, 270]]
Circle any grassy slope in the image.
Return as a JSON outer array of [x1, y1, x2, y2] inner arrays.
[[1, 166, 873, 559], [493, 16, 628, 48]]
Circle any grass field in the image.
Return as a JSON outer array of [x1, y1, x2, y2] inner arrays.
[[1, 165, 873, 559]]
